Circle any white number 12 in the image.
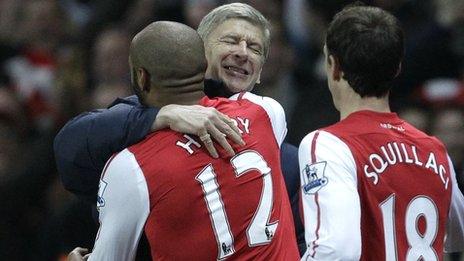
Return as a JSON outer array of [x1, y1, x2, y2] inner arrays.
[[196, 150, 278, 260]]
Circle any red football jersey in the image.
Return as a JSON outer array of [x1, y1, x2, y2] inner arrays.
[[299, 110, 463, 260], [90, 93, 299, 261]]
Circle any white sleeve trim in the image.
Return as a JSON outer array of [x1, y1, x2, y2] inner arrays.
[[230, 92, 287, 147], [299, 130, 361, 260], [445, 155, 464, 253], [89, 149, 150, 261]]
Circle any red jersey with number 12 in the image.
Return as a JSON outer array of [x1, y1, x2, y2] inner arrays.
[[129, 93, 299, 260]]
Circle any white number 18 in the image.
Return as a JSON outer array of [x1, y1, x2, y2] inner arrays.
[[380, 194, 439, 261]]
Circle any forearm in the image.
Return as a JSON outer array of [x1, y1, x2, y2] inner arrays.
[[54, 103, 158, 201], [150, 104, 175, 131], [54, 111, 103, 201]]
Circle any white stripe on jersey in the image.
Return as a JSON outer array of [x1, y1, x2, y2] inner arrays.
[[299, 130, 361, 260]]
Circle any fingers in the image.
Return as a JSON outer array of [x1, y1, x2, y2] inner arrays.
[[196, 108, 245, 158], [201, 116, 245, 158], [71, 247, 89, 255], [199, 132, 218, 158], [216, 112, 245, 146], [68, 247, 89, 261], [207, 125, 235, 157], [83, 253, 91, 261], [161, 105, 246, 158]]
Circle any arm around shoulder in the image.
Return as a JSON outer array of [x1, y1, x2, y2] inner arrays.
[[54, 99, 158, 201]]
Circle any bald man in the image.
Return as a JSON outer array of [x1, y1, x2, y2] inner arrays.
[[84, 21, 299, 261]]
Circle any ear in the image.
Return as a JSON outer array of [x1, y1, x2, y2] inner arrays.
[[328, 54, 342, 81], [137, 68, 151, 92]]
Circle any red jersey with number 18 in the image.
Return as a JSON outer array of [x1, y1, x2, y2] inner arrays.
[[299, 110, 464, 261], [89, 92, 299, 261]]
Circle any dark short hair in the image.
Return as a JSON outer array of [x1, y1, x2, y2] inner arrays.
[[326, 4, 404, 98]]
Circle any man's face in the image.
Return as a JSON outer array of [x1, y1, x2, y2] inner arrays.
[[204, 18, 265, 93]]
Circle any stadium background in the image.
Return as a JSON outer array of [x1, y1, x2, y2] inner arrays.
[[0, 0, 462, 260]]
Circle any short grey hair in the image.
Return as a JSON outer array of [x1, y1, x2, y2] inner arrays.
[[197, 3, 271, 59]]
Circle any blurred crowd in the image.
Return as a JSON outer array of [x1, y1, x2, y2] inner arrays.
[[0, 0, 463, 260]]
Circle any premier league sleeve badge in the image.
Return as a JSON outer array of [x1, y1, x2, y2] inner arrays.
[[302, 161, 328, 195], [97, 179, 108, 211]]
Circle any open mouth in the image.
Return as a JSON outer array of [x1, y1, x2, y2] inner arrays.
[[223, 66, 249, 76]]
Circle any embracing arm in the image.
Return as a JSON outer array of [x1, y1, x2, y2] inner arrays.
[[54, 96, 244, 202], [54, 97, 157, 202]]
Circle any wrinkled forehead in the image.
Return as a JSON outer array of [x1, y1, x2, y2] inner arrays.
[[210, 18, 265, 43]]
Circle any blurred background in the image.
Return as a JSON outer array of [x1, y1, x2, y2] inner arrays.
[[0, 0, 462, 260]]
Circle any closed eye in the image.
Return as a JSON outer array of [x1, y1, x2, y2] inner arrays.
[[249, 44, 262, 55], [220, 36, 238, 44]]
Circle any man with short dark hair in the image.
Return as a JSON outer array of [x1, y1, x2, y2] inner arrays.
[[299, 4, 464, 260], [86, 21, 299, 260]]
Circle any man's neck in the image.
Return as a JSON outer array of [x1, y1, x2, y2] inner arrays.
[[144, 85, 205, 108], [204, 79, 235, 98], [339, 93, 391, 120]]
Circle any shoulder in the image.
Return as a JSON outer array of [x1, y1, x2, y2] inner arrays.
[[107, 95, 141, 108], [299, 130, 347, 155], [427, 135, 448, 152], [402, 120, 449, 153], [127, 131, 175, 157], [320, 117, 360, 138], [104, 149, 139, 175], [299, 130, 356, 169], [232, 92, 286, 129], [98, 149, 147, 209], [100, 149, 148, 202], [237, 92, 287, 145], [299, 130, 358, 197], [231, 92, 285, 117]]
